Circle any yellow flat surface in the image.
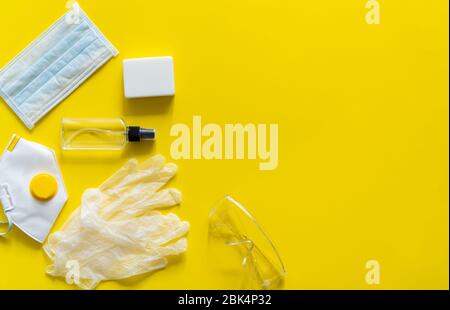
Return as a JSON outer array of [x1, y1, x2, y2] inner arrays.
[[0, 0, 448, 289]]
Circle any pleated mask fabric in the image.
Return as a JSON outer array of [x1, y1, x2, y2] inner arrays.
[[0, 2, 118, 129]]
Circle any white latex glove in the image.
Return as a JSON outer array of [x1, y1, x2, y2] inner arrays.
[[44, 155, 189, 289]]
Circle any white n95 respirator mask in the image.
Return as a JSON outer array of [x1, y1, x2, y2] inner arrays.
[[0, 135, 68, 243], [0, 2, 118, 130]]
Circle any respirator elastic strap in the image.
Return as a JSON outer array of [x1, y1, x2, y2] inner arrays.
[[0, 184, 14, 236]]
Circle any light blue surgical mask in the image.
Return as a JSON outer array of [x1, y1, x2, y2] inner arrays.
[[0, 3, 118, 130]]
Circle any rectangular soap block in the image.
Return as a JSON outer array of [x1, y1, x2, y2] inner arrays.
[[123, 56, 175, 98]]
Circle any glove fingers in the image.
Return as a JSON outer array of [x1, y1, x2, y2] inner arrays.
[[107, 189, 182, 221], [143, 214, 190, 246], [138, 154, 166, 170], [109, 256, 169, 281], [104, 161, 178, 199], [158, 238, 188, 256], [98, 159, 138, 191], [101, 155, 171, 194], [104, 212, 189, 247]]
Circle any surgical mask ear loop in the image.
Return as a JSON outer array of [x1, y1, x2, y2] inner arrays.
[[0, 184, 14, 237]]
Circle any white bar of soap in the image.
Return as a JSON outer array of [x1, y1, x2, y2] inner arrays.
[[123, 56, 175, 98]]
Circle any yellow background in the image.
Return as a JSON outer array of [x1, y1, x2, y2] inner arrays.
[[0, 0, 448, 289]]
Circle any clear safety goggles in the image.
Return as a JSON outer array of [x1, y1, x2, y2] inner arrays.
[[209, 195, 286, 289]]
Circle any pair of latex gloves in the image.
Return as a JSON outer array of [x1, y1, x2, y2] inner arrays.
[[44, 155, 189, 290]]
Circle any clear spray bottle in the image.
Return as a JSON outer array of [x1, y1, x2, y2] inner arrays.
[[61, 118, 156, 150]]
